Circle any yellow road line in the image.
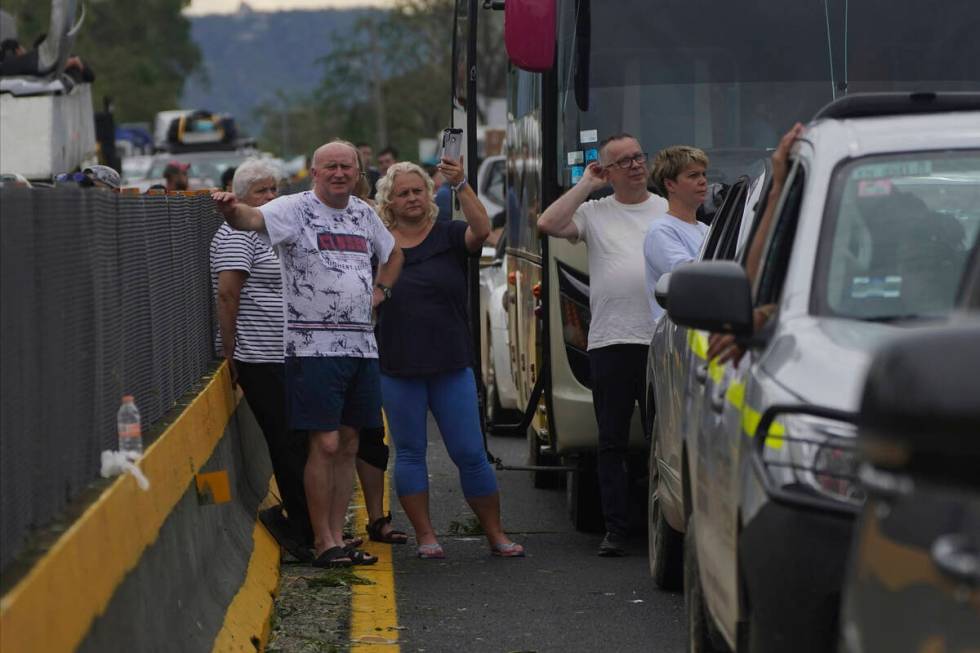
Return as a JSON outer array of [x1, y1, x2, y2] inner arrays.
[[212, 485, 281, 653], [349, 438, 400, 651], [0, 365, 238, 653]]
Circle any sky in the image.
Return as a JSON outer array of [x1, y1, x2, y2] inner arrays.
[[183, 0, 394, 15]]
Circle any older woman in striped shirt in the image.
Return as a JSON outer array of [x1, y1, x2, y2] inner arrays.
[[210, 159, 316, 559]]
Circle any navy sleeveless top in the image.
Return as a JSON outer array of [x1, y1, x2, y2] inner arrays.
[[376, 220, 476, 376]]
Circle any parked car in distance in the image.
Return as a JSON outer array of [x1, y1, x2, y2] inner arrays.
[[666, 92, 980, 653], [134, 150, 255, 192], [839, 243, 980, 653], [476, 155, 521, 431]]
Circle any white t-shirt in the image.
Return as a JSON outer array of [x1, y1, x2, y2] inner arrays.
[[570, 193, 668, 350], [643, 213, 709, 323], [258, 191, 395, 358], [210, 224, 284, 363]]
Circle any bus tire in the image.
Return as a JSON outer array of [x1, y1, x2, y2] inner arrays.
[[566, 453, 604, 533], [528, 428, 562, 489]]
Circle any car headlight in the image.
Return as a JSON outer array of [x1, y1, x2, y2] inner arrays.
[[764, 414, 865, 507]]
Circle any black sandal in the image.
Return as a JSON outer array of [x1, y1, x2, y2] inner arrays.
[[312, 546, 352, 568], [344, 545, 378, 565], [367, 513, 409, 544]]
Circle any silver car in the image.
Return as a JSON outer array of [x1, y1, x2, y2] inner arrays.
[[646, 162, 768, 589], [665, 93, 980, 653]]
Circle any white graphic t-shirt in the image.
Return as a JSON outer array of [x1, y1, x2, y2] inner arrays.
[[258, 191, 395, 358]]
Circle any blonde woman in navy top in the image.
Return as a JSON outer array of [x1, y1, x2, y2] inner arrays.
[[375, 159, 524, 559]]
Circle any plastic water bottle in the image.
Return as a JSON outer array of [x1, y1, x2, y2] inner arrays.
[[117, 395, 143, 457]]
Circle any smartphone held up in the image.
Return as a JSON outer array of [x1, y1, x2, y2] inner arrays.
[[440, 128, 463, 162]]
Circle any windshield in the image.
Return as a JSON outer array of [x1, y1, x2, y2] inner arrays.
[[556, 0, 980, 188], [818, 151, 980, 321], [146, 153, 248, 184]]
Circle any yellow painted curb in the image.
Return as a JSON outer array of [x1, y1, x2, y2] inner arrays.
[[0, 365, 238, 653], [350, 423, 400, 652], [212, 490, 281, 653]]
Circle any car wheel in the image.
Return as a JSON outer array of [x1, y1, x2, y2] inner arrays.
[[648, 416, 683, 590], [685, 521, 724, 653], [567, 453, 604, 532], [527, 426, 563, 489]]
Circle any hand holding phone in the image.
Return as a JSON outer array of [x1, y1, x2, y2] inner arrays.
[[441, 128, 463, 162]]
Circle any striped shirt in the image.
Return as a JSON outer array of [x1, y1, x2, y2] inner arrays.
[[210, 224, 284, 363]]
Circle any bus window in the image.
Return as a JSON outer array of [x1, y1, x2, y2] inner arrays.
[[553, 0, 980, 189]]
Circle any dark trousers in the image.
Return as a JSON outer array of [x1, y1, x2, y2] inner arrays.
[[589, 343, 648, 537], [236, 361, 314, 542]]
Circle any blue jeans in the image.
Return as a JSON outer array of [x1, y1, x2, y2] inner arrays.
[[381, 368, 498, 498]]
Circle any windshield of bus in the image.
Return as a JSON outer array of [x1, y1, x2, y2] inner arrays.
[[555, 0, 980, 188], [818, 151, 980, 321]]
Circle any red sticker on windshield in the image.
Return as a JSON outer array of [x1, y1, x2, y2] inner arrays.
[[857, 179, 892, 197]]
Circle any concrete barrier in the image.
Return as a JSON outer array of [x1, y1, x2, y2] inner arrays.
[[0, 364, 280, 652]]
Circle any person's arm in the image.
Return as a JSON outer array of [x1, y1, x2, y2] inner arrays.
[[216, 270, 247, 386], [537, 161, 608, 239], [438, 157, 490, 252], [212, 191, 266, 232], [706, 123, 804, 366], [745, 123, 804, 283], [373, 245, 404, 308]]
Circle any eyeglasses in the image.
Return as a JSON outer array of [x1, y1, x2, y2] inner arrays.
[[610, 153, 648, 169]]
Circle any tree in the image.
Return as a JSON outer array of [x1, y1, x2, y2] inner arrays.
[[3, 0, 201, 123]]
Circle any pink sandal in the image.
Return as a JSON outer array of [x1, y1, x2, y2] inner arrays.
[[490, 542, 525, 557], [417, 543, 445, 559]]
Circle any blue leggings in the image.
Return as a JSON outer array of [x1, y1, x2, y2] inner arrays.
[[380, 368, 498, 498]]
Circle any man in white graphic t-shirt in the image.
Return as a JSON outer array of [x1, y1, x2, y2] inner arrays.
[[213, 140, 404, 568], [537, 133, 667, 557]]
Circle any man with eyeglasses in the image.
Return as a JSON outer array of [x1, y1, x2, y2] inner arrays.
[[538, 133, 667, 557], [213, 139, 404, 568]]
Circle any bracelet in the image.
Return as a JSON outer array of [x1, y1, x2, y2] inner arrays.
[[452, 176, 468, 193]]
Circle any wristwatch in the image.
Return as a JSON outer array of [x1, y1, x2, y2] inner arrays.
[[375, 283, 392, 301]]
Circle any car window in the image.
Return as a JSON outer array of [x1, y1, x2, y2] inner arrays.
[[757, 162, 806, 306], [484, 159, 506, 208], [146, 154, 247, 183], [816, 151, 980, 320], [700, 179, 745, 260]]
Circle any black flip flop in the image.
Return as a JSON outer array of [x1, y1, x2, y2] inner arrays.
[[312, 546, 352, 568], [344, 545, 378, 566], [367, 513, 409, 544]]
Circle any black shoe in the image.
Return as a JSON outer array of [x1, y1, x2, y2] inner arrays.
[[597, 532, 627, 557], [259, 506, 313, 563]]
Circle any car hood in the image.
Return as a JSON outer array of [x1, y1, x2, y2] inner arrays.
[[760, 316, 904, 412]]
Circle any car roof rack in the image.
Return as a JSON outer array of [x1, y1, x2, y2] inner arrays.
[[814, 92, 980, 120]]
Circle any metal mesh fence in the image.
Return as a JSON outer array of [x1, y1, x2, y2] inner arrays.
[[0, 187, 223, 572]]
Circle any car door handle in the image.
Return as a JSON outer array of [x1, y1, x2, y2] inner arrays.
[[930, 533, 980, 585], [710, 386, 727, 413], [694, 364, 707, 384]]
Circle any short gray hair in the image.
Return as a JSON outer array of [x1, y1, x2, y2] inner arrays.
[[232, 158, 282, 197]]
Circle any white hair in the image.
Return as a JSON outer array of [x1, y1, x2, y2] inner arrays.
[[232, 158, 282, 197]]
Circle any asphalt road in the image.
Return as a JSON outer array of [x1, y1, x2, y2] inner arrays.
[[388, 417, 686, 653]]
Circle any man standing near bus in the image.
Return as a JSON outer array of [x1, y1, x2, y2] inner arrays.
[[537, 133, 667, 557], [643, 146, 711, 323]]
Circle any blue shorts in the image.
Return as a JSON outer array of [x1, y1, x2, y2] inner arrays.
[[285, 356, 383, 432]]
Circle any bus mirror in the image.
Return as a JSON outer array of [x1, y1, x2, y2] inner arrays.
[[505, 0, 556, 72]]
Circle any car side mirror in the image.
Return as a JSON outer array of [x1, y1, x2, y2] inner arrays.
[[666, 261, 753, 335], [654, 273, 671, 309], [859, 324, 980, 489]]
